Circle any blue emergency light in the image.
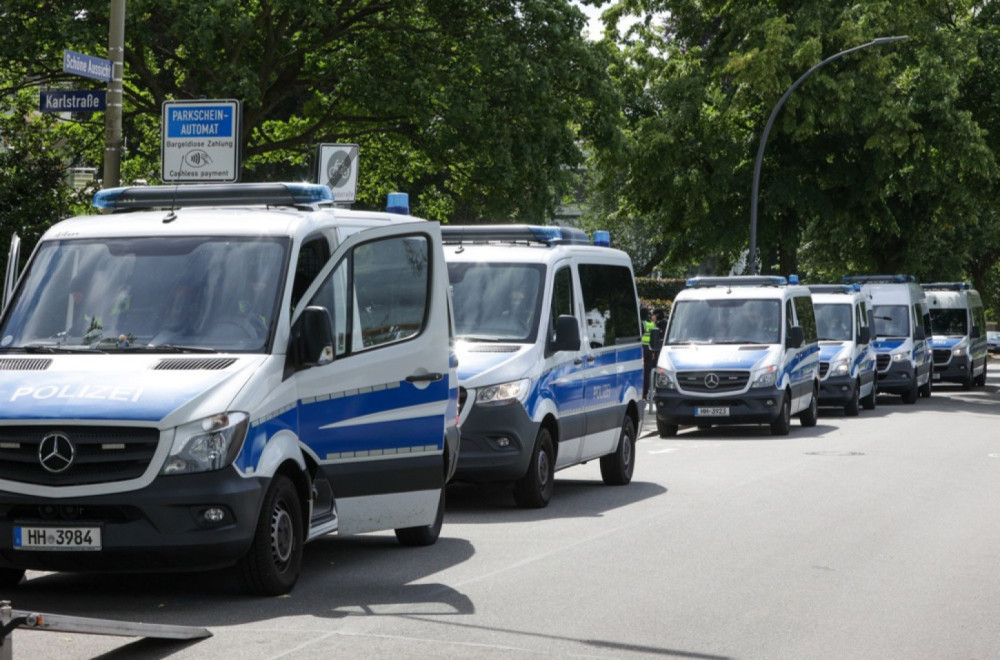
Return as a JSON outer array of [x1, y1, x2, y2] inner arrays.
[[93, 183, 333, 211], [686, 276, 788, 288], [386, 192, 409, 215]]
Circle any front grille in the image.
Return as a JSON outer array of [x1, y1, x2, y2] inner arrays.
[[876, 354, 891, 372], [819, 362, 830, 378], [153, 357, 237, 370], [677, 370, 749, 393], [0, 426, 159, 486], [932, 349, 952, 365]]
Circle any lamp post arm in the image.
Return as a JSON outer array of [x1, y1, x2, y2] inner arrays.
[[747, 36, 909, 274]]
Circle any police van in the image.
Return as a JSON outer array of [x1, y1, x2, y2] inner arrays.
[[0, 183, 459, 595], [808, 284, 877, 415], [921, 282, 988, 389], [653, 276, 820, 436], [441, 225, 643, 508], [845, 275, 932, 404]]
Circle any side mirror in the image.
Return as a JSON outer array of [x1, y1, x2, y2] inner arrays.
[[858, 326, 871, 344], [785, 325, 804, 349], [291, 306, 335, 369], [550, 314, 581, 353], [914, 326, 926, 341], [971, 326, 981, 339]]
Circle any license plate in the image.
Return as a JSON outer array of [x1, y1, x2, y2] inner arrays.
[[695, 407, 729, 417], [14, 526, 101, 551]]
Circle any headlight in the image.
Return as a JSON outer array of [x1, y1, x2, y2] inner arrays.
[[476, 379, 531, 406], [654, 368, 676, 390], [161, 412, 249, 475], [952, 347, 967, 357], [752, 365, 778, 388], [892, 352, 908, 362], [831, 358, 850, 376]]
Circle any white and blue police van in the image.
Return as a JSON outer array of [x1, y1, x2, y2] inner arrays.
[[0, 183, 459, 595], [441, 225, 643, 508], [808, 284, 878, 415], [653, 276, 820, 436], [845, 275, 932, 404], [922, 282, 988, 389]]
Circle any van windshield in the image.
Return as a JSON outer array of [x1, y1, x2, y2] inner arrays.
[[0, 236, 289, 353], [447, 263, 544, 342], [666, 298, 780, 345], [872, 304, 910, 338], [929, 308, 967, 335], [814, 303, 852, 341]]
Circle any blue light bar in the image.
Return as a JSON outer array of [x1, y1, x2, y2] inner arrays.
[[686, 276, 787, 288], [92, 183, 333, 211], [842, 274, 915, 284], [808, 284, 854, 294], [593, 230, 611, 247], [920, 282, 971, 291], [441, 225, 591, 246]]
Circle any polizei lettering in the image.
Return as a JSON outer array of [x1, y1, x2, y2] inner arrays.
[[10, 385, 144, 402]]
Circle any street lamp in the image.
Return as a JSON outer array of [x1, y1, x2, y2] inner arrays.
[[747, 36, 909, 275]]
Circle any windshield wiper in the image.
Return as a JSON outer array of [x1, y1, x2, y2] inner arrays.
[[16, 345, 108, 354], [121, 344, 221, 353]]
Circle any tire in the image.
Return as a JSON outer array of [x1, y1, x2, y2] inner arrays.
[[238, 474, 304, 597], [844, 381, 860, 417], [919, 371, 933, 398], [0, 567, 24, 588], [860, 380, 877, 410], [770, 392, 791, 436], [513, 428, 555, 508], [396, 486, 444, 546], [902, 374, 918, 404], [656, 420, 678, 438], [799, 386, 819, 427], [600, 416, 636, 486]]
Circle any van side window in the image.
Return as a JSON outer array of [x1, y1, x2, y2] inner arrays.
[[578, 263, 640, 348], [304, 234, 430, 358], [785, 300, 795, 336], [549, 266, 575, 342], [793, 296, 817, 343], [292, 237, 330, 313]]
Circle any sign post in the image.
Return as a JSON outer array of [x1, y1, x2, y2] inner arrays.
[[317, 144, 359, 203], [161, 100, 242, 182]]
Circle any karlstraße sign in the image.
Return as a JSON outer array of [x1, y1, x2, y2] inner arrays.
[[62, 50, 112, 82], [39, 90, 107, 113]]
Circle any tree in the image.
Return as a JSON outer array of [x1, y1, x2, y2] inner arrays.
[[0, 0, 617, 223]]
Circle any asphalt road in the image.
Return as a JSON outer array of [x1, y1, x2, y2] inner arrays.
[[4, 365, 1000, 659]]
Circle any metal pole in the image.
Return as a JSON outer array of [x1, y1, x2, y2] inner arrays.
[[748, 36, 908, 275], [103, 0, 126, 189]]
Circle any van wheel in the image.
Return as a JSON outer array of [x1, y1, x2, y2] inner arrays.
[[902, 375, 919, 404], [770, 392, 791, 435], [600, 416, 636, 486], [513, 428, 555, 508], [396, 487, 444, 546], [238, 474, 303, 596], [845, 382, 860, 417], [799, 386, 819, 427], [919, 373, 933, 398], [656, 420, 678, 438], [861, 381, 877, 410], [0, 567, 24, 588]]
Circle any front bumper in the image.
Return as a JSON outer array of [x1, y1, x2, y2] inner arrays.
[[933, 355, 972, 383], [875, 360, 915, 394], [653, 387, 784, 426], [0, 469, 265, 573], [819, 375, 855, 406], [454, 401, 539, 483]]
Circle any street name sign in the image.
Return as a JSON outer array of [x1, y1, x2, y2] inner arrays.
[[39, 90, 107, 113], [161, 99, 242, 182], [62, 50, 112, 82]]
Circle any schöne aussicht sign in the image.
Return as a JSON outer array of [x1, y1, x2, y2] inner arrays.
[[62, 50, 112, 82], [161, 99, 242, 182]]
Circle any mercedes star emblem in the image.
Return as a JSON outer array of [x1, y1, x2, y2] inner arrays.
[[704, 373, 720, 389], [38, 432, 75, 474]]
